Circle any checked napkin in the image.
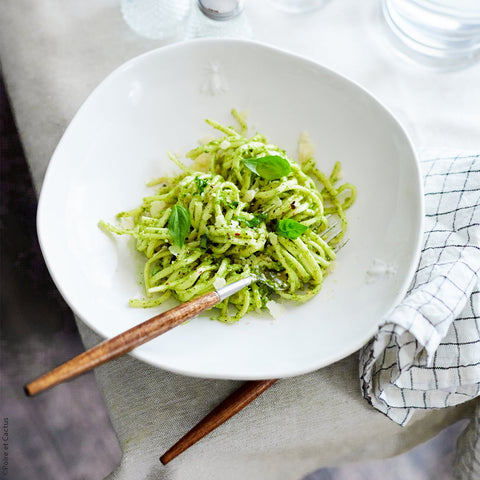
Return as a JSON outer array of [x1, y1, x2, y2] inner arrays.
[[360, 153, 480, 426]]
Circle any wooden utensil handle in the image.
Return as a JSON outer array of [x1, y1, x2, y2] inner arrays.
[[24, 291, 220, 396], [160, 379, 278, 465]]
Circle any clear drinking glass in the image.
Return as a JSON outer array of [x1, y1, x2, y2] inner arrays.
[[382, 0, 480, 68], [121, 0, 192, 40]]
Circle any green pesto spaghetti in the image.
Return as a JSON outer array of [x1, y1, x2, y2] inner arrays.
[[99, 110, 356, 323]]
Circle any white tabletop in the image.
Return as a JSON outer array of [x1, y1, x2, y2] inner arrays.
[[1, 0, 479, 195], [1, 1, 478, 479]]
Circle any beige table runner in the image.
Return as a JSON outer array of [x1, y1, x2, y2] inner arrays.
[[1, 1, 479, 479]]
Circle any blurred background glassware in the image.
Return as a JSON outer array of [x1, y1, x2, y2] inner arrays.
[[266, 0, 330, 14], [382, 0, 480, 69], [185, 0, 253, 39], [121, 0, 192, 40]]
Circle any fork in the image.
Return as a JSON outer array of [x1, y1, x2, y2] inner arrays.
[[160, 219, 345, 464]]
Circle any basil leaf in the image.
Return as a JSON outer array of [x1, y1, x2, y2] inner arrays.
[[246, 214, 266, 228], [195, 176, 208, 195], [242, 155, 292, 180], [276, 219, 308, 239], [236, 213, 267, 228], [200, 234, 208, 249], [247, 213, 268, 228], [168, 204, 191, 248], [220, 198, 239, 209]]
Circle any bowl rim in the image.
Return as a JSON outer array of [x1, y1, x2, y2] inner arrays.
[[37, 38, 425, 379]]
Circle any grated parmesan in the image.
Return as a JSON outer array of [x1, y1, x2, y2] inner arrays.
[[191, 152, 212, 172], [150, 200, 166, 217], [120, 216, 134, 229], [297, 132, 315, 163], [213, 277, 227, 290], [266, 300, 285, 319]]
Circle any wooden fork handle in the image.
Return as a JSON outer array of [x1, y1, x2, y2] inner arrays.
[[160, 379, 278, 465], [24, 291, 220, 396]]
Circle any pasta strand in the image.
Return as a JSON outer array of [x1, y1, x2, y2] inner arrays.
[[100, 111, 356, 322]]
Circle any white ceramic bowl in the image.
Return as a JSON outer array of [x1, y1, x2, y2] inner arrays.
[[37, 39, 424, 380]]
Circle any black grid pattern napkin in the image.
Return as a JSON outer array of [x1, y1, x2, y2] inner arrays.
[[360, 154, 480, 426]]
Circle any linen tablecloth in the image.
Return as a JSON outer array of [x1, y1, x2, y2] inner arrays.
[[1, 1, 479, 479]]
